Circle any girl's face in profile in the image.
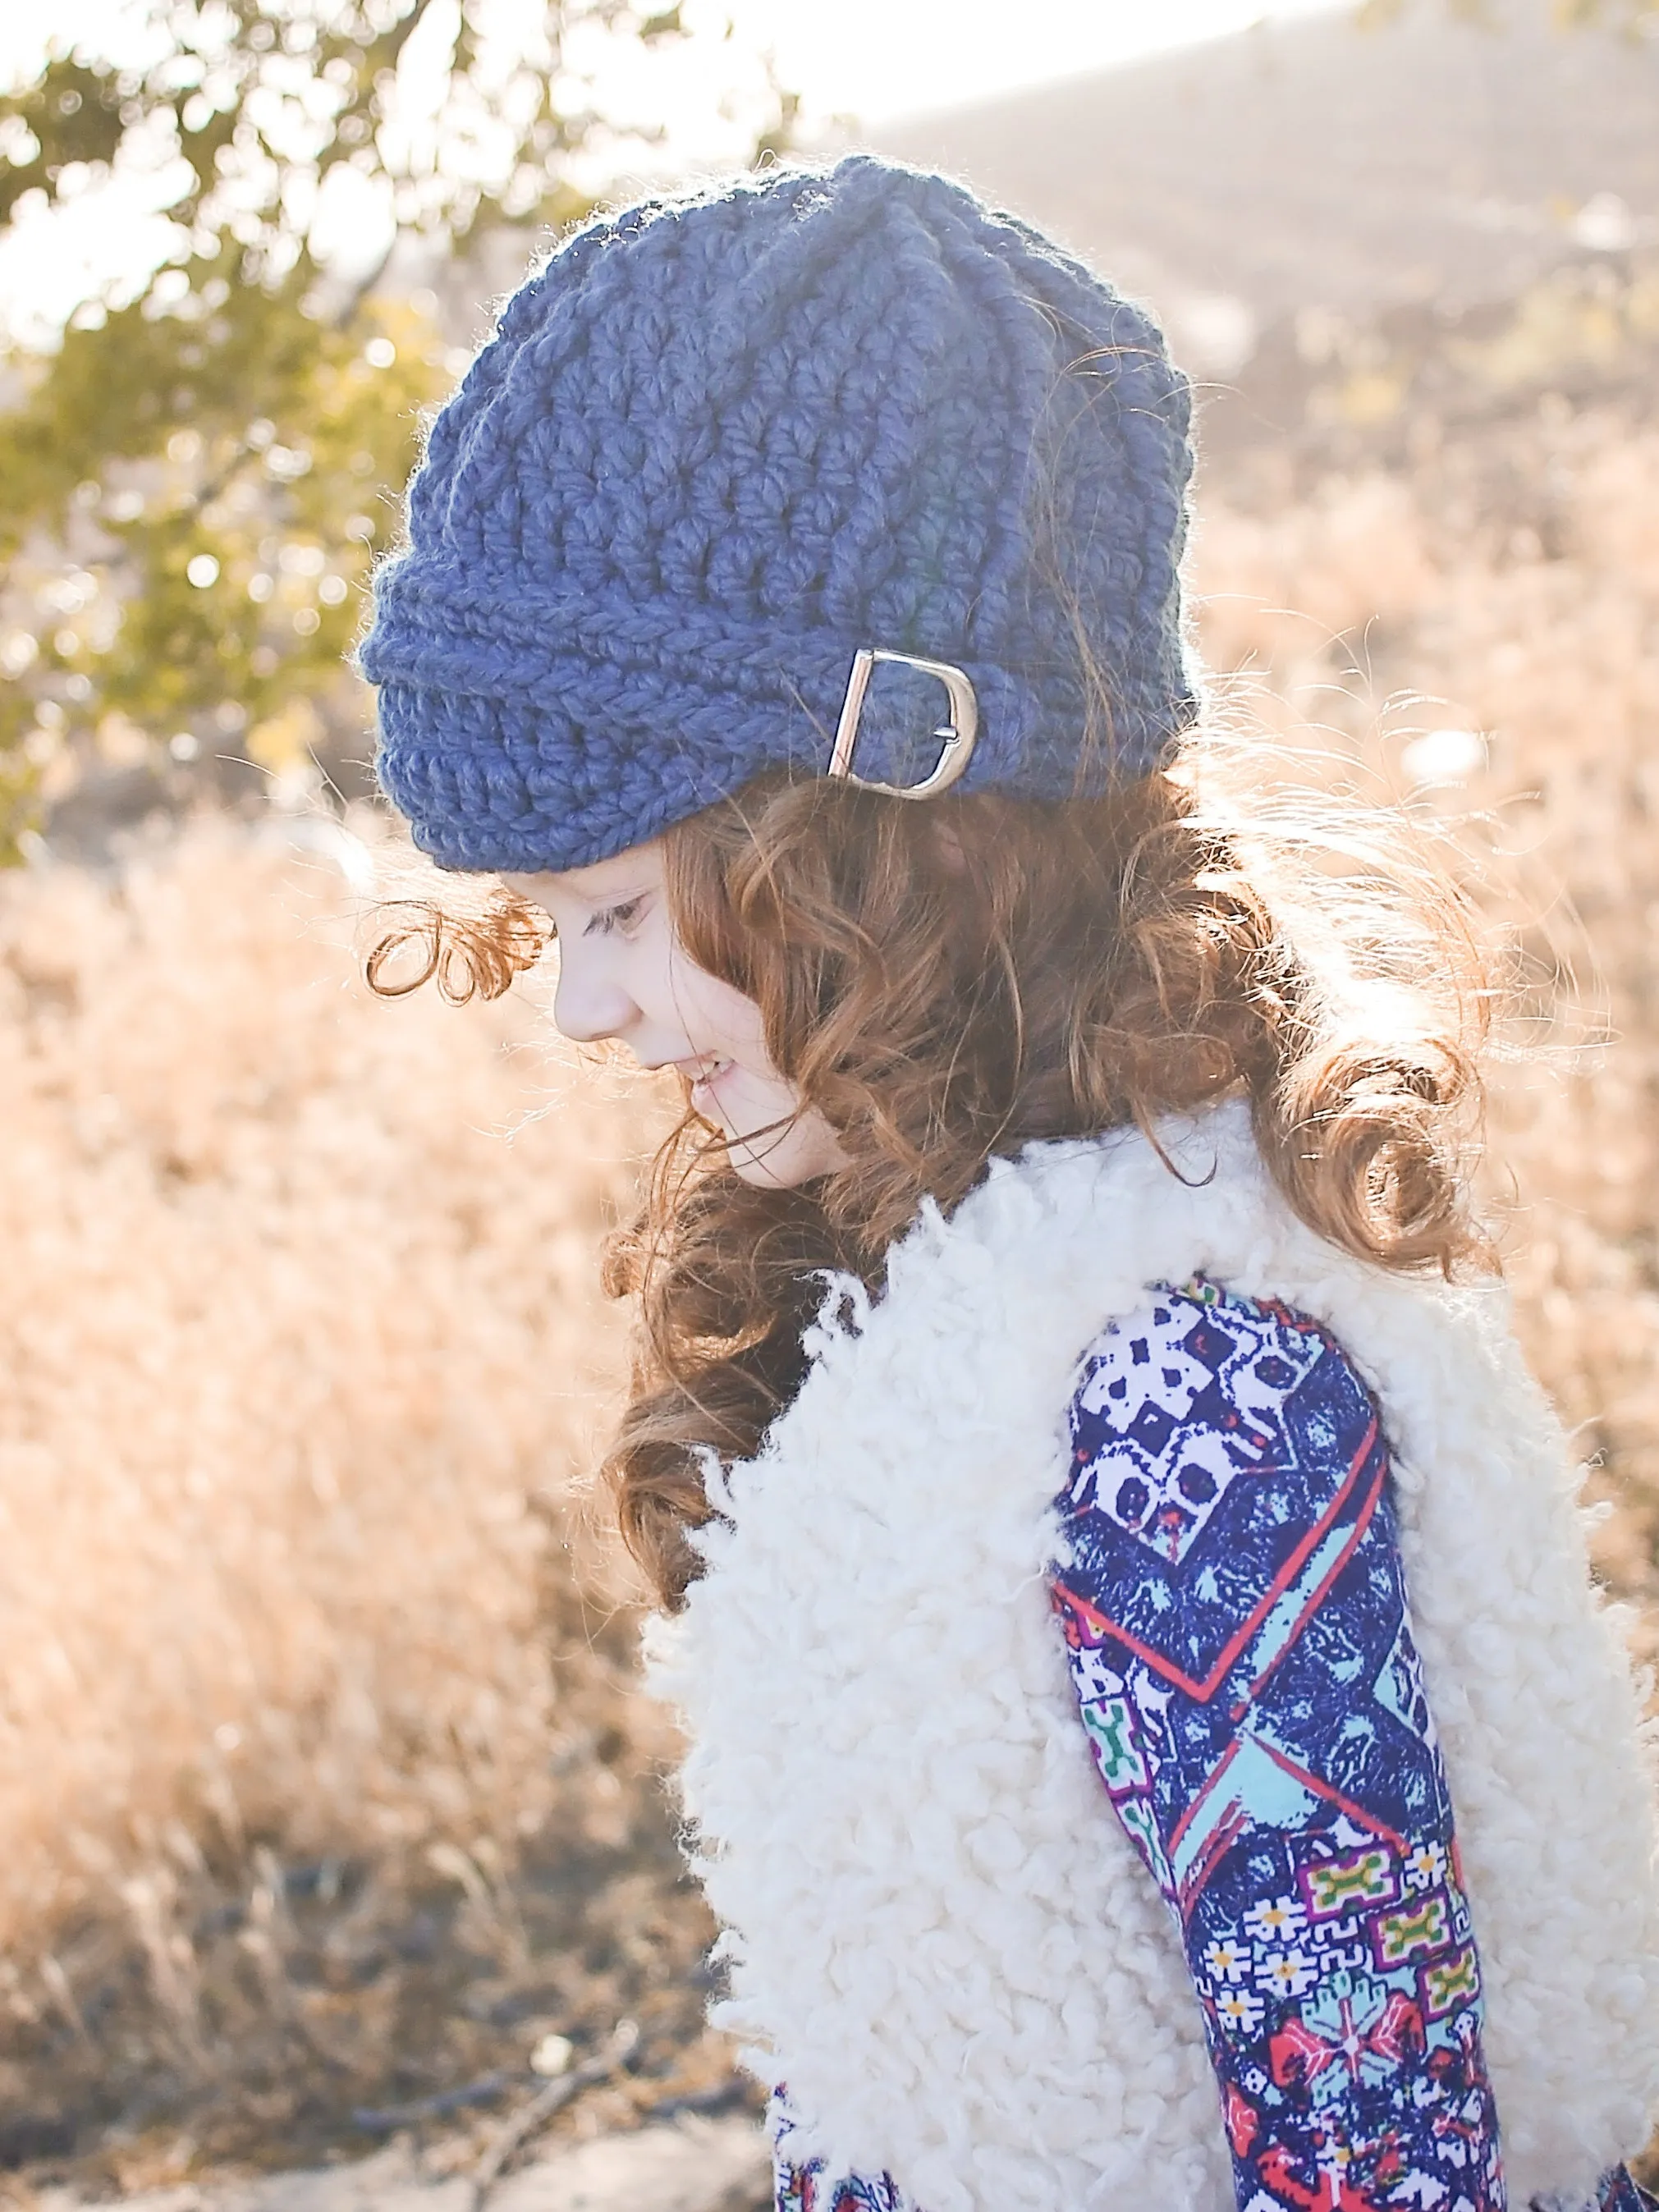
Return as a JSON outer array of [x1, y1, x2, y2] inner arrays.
[[504, 845, 848, 1190]]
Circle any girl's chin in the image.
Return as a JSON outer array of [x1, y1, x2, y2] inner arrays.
[[723, 1131, 818, 1189], [719, 1113, 845, 1191]]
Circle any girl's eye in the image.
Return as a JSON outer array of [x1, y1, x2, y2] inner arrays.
[[585, 897, 644, 937]]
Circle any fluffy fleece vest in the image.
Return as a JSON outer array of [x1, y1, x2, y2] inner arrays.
[[644, 1106, 1659, 2212]]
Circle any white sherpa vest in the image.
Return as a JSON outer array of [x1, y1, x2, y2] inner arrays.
[[644, 1104, 1659, 2212]]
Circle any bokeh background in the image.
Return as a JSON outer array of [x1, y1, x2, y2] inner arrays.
[[2, 0, 1657, 2188]]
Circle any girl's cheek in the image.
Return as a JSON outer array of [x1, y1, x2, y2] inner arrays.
[[672, 964, 766, 1061]]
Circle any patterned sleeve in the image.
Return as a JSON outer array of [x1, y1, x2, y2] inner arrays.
[[1051, 1277, 1657, 2212], [772, 1276, 1652, 2212]]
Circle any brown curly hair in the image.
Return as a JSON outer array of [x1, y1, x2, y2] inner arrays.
[[369, 730, 1492, 1609]]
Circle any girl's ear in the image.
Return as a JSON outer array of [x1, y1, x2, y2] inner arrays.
[[932, 818, 969, 876]]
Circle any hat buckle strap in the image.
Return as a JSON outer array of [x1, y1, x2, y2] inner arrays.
[[826, 648, 979, 800]]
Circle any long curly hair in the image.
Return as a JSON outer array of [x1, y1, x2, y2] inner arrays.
[[369, 729, 1492, 1609]]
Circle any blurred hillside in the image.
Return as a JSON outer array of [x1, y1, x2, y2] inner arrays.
[[874, 0, 1658, 391]]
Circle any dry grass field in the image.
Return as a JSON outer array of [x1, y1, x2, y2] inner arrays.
[[0, 836, 728, 2179], [2, 384, 1658, 2181], [1193, 396, 1659, 1637]]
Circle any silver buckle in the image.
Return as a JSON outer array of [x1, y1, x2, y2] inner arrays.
[[825, 648, 979, 799]]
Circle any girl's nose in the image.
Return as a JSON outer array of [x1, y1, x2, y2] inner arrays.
[[552, 952, 637, 1046]]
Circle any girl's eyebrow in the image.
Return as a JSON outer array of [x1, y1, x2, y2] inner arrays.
[[544, 868, 650, 904]]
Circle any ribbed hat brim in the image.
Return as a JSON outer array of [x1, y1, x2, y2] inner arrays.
[[362, 556, 1167, 872]]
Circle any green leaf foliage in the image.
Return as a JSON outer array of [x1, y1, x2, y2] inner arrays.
[[0, 0, 785, 859]]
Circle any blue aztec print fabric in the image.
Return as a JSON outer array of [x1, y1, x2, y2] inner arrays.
[[1052, 1279, 1501, 2212], [770, 1282, 1652, 2212]]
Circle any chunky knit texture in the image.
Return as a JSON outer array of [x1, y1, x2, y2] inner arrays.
[[360, 156, 1198, 872]]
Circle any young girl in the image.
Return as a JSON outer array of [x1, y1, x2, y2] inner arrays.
[[359, 158, 1659, 2212]]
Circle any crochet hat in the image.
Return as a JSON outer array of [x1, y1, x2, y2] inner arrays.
[[360, 156, 1197, 873]]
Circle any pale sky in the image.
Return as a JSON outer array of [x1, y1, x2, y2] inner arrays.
[[632, 0, 1339, 135], [0, 0, 1340, 345]]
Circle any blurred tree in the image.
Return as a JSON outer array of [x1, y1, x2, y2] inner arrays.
[[0, 0, 777, 860]]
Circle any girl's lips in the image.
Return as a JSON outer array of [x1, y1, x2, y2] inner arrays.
[[685, 1056, 734, 1108]]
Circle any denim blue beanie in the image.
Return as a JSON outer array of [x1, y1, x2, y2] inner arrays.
[[360, 155, 1197, 873]]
